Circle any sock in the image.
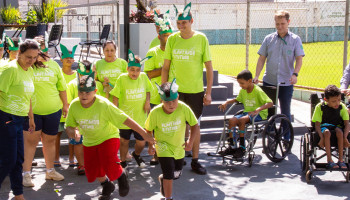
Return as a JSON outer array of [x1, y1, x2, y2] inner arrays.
[[101, 177, 110, 185], [46, 168, 54, 173], [23, 171, 31, 176], [192, 158, 198, 163]]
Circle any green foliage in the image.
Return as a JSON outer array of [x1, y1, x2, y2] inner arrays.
[[0, 4, 22, 24], [32, 0, 68, 23], [26, 9, 38, 24]]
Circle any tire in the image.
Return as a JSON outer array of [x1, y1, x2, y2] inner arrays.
[[262, 114, 294, 163]]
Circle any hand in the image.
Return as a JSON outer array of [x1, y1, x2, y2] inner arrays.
[[75, 132, 81, 143], [203, 93, 212, 106], [183, 140, 193, 151], [289, 75, 297, 85], [248, 110, 259, 117], [148, 145, 155, 155], [62, 104, 69, 118], [144, 134, 155, 145], [218, 102, 227, 112], [144, 101, 151, 113], [28, 118, 35, 133], [103, 77, 110, 86], [253, 77, 259, 84]]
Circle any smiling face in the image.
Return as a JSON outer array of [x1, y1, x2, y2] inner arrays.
[[162, 97, 179, 114], [176, 19, 193, 33], [127, 66, 141, 80], [275, 17, 290, 36], [325, 95, 341, 109], [18, 49, 39, 69], [237, 78, 252, 91]]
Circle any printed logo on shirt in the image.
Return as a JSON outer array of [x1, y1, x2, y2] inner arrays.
[[34, 70, 55, 82], [245, 99, 256, 107], [161, 119, 182, 133], [172, 48, 195, 60], [23, 81, 34, 93], [77, 115, 100, 130], [126, 87, 145, 100], [100, 69, 122, 78], [6, 95, 29, 113]]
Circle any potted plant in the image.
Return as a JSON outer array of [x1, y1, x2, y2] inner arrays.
[[0, 4, 22, 24]]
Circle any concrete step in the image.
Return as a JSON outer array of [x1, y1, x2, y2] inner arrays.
[[204, 85, 228, 101], [203, 70, 219, 86], [202, 100, 242, 117]]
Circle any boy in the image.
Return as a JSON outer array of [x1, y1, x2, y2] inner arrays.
[[146, 79, 199, 200], [65, 72, 154, 200], [109, 49, 152, 168], [311, 85, 349, 169], [219, 70, 273, 158]]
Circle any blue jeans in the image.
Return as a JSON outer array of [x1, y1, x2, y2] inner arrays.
[[263, 82, 294, 140], [0, 110, 25, 196]]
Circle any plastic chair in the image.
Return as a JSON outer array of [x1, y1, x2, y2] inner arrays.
[[79, 24, 111, 60], [48, 24, 64, 58]]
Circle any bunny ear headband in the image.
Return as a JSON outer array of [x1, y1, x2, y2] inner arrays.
[[155, 78, 179, 101], [78, 72, 96, 92], [173, 2, 192, 21], [128, 49, 152, 68], [60, 43, 78, 59], [77, 62, 93, 75]]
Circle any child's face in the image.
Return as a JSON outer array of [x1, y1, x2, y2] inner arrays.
[[176, 19, 193, 33], [237, 78, 252, 90], [127, 66, 141, 80], [62, 57, 74, 66], [162, 97, 179, 114], [78, 90, 96, 107], [325, 95, 341, 109]]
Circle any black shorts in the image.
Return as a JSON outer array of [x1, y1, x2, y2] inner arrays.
[[119, 129, 144, 141], [178, 92, 204, 119], [23, 109, 62, 135], [158, 157, 184, 180]]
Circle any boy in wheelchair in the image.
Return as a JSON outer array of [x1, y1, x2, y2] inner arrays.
[[218, 70, 273, 158], [311, 85, 350, 169]]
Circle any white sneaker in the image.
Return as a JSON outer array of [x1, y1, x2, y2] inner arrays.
[[23, 173, 34, 187], [45, 169, 64, 181]]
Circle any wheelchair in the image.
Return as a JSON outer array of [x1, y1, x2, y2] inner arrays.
[[207, 85, 294, 167], [300, 93, 350, 183]]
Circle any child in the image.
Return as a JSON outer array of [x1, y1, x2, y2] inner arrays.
[[146, 79, 199, 200], [219, 70, 273, 158], [109, 49, 153, 168], [65, 72, 154, 199], [311, 85, 349, 169]]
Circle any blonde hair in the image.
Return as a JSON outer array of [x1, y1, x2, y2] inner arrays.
[[275, 10, 290, 21]]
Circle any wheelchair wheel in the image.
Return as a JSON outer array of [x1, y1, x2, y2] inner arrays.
[[300, 133, 310, 172], [245, 130, 258, 151], [300, 135, 305, 171], [306, 170, 312, 183], [346, 172, 350, 183], [262, 114, 294, 163], [248, 151, 255, 168]]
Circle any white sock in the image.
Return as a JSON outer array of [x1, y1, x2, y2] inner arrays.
[[46, 168, 54, 173]]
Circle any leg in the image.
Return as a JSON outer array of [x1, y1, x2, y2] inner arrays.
[[74, 144, 84, 167], [323, 130, 333, 163], [278, 85, 294, 140], [344, 128, 350, 148], [335, 128, 344, 162], [54, 132, 62, 165], [68, 143, 75, 166], [133, 132, 146, 167], [22, 131, 41, 172], [237, 116, 250, 146], [134, 140, 145, 156], [119, 138, 129, 162], [163, 179, 173, 199], [42, 133, 64, 181], [158, 157, 176, 199]]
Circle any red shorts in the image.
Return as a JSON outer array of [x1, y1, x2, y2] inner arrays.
[[83, 138, 123, 182]]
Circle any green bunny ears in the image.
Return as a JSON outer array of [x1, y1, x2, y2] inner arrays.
[[128, 49, 152, 68], [78, 72, 96, 92], [6, 35, 21, 51], [41, 32, 49, 53], [60, 43, 77, 59], [77, 61, 93, 75], [154, 10, 173, 35], [156, 78, 179, 101], [173, 2, 192, 21]]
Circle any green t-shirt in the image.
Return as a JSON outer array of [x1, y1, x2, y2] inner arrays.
[[145, 101, 197, 159], [235, 85, 272, 120], [31, 59, 67, 115], [109, 72, 152, 129], [144, 46, 175, 105], [149, 36, 160, 49], [164, 31, 211, 93], [95, 58, 128, 87], [0, 61, 34, 116], [65, 95, 129, 147], [60, 70, 77, 122], [0, 59, 9, 72], [312, 102, 349, 125], [67, 77, 104, 103]]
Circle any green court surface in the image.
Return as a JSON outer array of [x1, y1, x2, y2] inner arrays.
[[210, 41, 349, 90]]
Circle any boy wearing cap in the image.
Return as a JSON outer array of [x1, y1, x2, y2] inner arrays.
[[110, 49, 153, 168], [146, 79, 199, 200], [65, 72, 154, 200]]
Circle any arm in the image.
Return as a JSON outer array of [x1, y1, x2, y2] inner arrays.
[[113, 96, 119, 107], [28, 100, 35, 133], [253, 55, 266, 84], [146, 130, 156, 155], [184, 124, 200, 151], [59, 91, 69, 118], [161, 59, 171, 84], [123, 117, 155, 144], [66, 126, 76, 139], [146, 68, 162, 79], [340, 64, 350, 91], [218, 98, 238, 112], [249, 102, 273, 116], [204, 61, 213, 106], [290, 55, 303, 85], [144, 92, 151, 113]]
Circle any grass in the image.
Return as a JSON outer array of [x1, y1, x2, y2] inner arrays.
[[210, 41, 349, 90]]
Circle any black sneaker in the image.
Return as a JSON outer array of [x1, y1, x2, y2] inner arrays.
[[191, 161, 207, 175], [99, 181, 115, 200], [185, 151, 192, 157], [158, 174, 164, 197], [120, 161, 127, 168], [218, 146, 235, 156], [117, 170, 129, 197], [233, 147, 246, 158], [132, 151, 146, 168]]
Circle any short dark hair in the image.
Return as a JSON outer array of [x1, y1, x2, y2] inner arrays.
[[102, 40, 116, 50], [237, 69, 253, 81], [19, 39, 40, 53], [324, 85, 341, 99], [161, 82, 171, 97]]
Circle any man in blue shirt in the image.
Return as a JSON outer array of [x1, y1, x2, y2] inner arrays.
[[253, 10, 305, 143]]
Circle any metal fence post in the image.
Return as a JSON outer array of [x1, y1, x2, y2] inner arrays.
[[245, 0, 251, 70], [344, 0, 349, 70]]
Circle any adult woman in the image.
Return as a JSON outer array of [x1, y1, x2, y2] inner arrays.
[[94, 40, 128, 101], [0, 39, 39, 200], [22, 37, 68, 187]]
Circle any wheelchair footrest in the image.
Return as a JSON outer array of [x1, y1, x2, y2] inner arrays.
[[207, 152, 224, 157], [311, 163, 350, 172]]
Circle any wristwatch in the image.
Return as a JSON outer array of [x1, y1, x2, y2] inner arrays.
[[293, 73, 298, 77]]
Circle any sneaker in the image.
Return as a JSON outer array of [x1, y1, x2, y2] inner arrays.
[[218, 146, 235, 156], [132, 151, 146, 168], [120, 161, 128, 168], [77, 166, 85, 175], [117, 170, 129, 197], [45, 169, 64, 181], [150, 158, 159, 165], [233, 147, 246, 158], [158, 174, 164, 197], [23, 173, 34, 187], [191, 161, 207, 175], [99, 180, 115, 200]]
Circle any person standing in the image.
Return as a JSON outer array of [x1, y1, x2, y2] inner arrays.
[[161, 2, 213, 175], [253, 10, 304, 144]]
